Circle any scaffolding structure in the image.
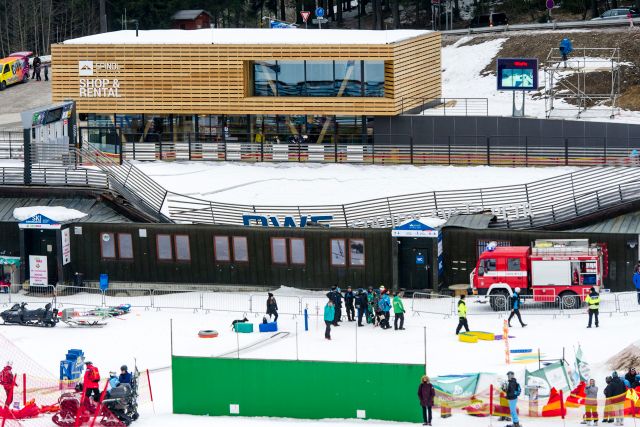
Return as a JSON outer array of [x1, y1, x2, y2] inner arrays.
[[544, 47, 620, 119]]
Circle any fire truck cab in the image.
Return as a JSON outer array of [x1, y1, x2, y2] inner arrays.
[[471, 239, 603, 311]]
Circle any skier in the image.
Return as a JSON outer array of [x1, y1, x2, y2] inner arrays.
[[417, 375, 435, 426], [324, 299, 334, 340], [0, 361, 14, 407], [266, 293, 279, 322], [344, 286, 355, 322], [502, 371, 521, 427], [378, 289, 392, 329], [585, 378, 598, 426], [586, 287, 600, 328], [455, 294, 470, 335], [118, 365, 132, 384], [83, 361, 101, 403], [634, 269, 640, 305], [507, 287, 527, 328], [393, 290, 405, 330], [355, 288, 368, 326]]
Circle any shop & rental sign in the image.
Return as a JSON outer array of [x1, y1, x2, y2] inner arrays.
[[18, 214, 61, 230], [78, 61, 122, 98]]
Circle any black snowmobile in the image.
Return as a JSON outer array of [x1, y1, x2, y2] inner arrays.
[[0, 302, 59, 327]]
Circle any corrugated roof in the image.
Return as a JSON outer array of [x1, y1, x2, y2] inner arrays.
[[0, 197, 132, 223], [569, 211, 640, 234], [170, 9, 211, 20], [443, 214, 496, 229]]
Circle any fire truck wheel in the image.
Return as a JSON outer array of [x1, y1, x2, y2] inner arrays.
[[489, 290, 509, 312], [559, 292, 581, 310]]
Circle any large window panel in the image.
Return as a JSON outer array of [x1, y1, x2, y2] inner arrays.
[[233, 237, 249, 262], [349, 239, 365, 266], [334, 60, 362, 97], [364, 61, 385, 97], [157, 234, 173, 261], [277, 61, 305, 96], [271, 238, 288, 264], [305, 61, 336, 96], [214, 236, 231, 261], [330, 239, 347, 266], [118, 233, 134, 259], [254, 61, 278, 96], [174, 235, 191, 261], [290, 238, 306, 265], [100, 232, 116, 259]]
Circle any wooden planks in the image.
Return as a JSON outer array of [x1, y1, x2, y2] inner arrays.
[[52, 34, 441, 116]]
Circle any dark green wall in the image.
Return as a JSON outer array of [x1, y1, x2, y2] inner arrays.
[[0, 223, 20, 256], [172, 356, 425, 422], [442, 228, 637, 292]]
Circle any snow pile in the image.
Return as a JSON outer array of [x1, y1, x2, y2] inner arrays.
[[63, 28, 430, 45], [417, 216, 447, 228], [135, 161, 577, 205], [606, 341, 640, 371], [13, 206, 88, 222]]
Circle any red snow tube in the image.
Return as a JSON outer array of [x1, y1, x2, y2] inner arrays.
[[198, 330, 219, 338]]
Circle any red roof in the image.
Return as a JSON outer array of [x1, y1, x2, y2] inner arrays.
[[480, 246, 530, 257]]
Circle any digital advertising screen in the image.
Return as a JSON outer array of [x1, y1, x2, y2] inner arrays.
[[496, 58, 538, 91]]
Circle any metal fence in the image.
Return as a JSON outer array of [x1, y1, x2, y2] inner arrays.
[[411, 292, 454, 317], [443, 16, 640, 35], [0, 166, 109, 188], [400, 97, 489, 116], [0, 129, 23, 160]]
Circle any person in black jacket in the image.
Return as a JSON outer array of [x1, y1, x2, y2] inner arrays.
[[503, 371, 521, 427], [625, 368, 637, 385], [326, 286, 343, 326], [355, 289, 368, 326], [603, 376, 613, 424], [31, 56, 41, 79], [266, 293, 278, 322], [507, 287, 527, 328], [344, 286, 355, 322]]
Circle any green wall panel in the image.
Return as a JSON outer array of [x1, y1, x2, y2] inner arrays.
[[172, 356, 425, 422]]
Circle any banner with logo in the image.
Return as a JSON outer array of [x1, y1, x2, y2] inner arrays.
[[525, 361, 571, 397], [433, 374, 480, 408], [29, 255, 48, 287], [575, 346, 590, 382]]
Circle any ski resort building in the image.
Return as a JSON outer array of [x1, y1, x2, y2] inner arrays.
[[50, 28, 440, 146]]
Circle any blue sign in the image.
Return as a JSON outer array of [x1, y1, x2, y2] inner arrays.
[[416, 255, 425, 265], [243, 214, 333, 228], [315, 7, 325, 17], [18, 214, 61, 230], [391, 219, 439, 238]]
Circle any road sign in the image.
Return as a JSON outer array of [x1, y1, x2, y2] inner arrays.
[[546, 0, 554, 9], [300, 10, 311, 23], [315, 6, 325, 17], [312, 18, 328, 24]]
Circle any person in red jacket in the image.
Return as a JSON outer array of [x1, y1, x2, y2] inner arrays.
[[418, 375, 435, 426], [0, 361, 15, 407], [83, 361, 101, 403]]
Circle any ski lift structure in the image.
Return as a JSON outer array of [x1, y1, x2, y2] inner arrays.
[[544, 39, 620, 119]]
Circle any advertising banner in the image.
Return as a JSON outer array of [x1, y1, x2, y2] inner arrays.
[[29, 255, 48, 287]]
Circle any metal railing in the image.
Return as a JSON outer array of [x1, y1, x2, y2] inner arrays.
[[411, 292, 454, 317], [400, 97, 489, 116], [0, 129, 24, 160], [443, 16, 640, 35], [0, 166, 109, 188]]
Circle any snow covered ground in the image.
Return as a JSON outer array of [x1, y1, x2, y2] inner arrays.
[[134, 162, 577, 205], [3, 288, 638, 426]]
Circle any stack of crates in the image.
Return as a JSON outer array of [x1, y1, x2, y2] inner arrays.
[[59, 349, 85, 389]]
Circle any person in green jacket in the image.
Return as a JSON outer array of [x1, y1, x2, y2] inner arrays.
[[324, 299, 335, 340], [455, 294, 470, 335], [393, 291, 406, 330]]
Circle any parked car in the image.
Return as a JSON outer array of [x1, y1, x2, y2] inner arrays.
[[591, 8, 640, 20], [469, 12, 508, 28]]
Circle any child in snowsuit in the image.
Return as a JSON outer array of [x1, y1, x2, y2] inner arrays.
[[0, 362, 15, 407]]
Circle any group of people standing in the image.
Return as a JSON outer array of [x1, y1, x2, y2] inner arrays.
[[29, 56, 48, 82], [583, 368, 640, 426], [323, 285, 406, 340]]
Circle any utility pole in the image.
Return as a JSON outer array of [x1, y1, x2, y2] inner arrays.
[[99, 0, 107, 33]]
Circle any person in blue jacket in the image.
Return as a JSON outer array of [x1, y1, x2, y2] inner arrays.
[[118, 365, 132, 384], [507, 287, 527, 328], [378, 289, 392, 329], [633, 270, 640, 304]]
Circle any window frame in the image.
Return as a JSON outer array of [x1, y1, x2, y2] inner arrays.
[[270, 237, 289, 265], [117, 233, 134, 260], [232, 236, 249, 263], [100, 232, 116, 259], [156, 234, 173, 261], [173, 234, 191, 262], [289, 237, 306, 266], [507, 258, 521, 271], [213, 235, 231, 262], [330, 238, 347, 267], [348, 238, 366, 267]]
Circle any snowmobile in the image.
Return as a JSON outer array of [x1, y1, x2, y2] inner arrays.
[[0, 302, 59, 327]]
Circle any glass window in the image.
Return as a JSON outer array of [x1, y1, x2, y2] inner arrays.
[[157, 234, 173, 260], [305, 61, 336, 96], [290, 238, 306, 265], [482, 259, 497, 272], [364, 61, 385, 97], [118, 234, 133, 259], [507, 258, 521, 271], [349, 239, 365, 266], [334, 60, 362, 96], [100, 232, 116, 259], [254, 61, 278, 96], [233, 237, 249, 262], [331, 239, 347, 266], [214, 236, 231, 261], [271, 238, 288, 264], [175, 235, 191, 261], [276, 61, 305, 96]]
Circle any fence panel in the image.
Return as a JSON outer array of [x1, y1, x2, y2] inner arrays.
[[250, 294, 301, 316], [517, 294, 563, 316], [0, 288, 10, 306], [615, 291, 640, 314], [464, 295, 508, 316], [411, 292, 454, 317], [103, 288, 153, 308], [201, 292, 250, 313], [152, 291, 202, 310], [300, 296, 328, 316], [54, 286, 103, 308]]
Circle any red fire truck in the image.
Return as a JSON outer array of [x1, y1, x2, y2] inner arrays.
[[471, 239, 604, 311]]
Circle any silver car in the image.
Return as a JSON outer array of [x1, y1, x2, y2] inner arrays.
[[591, 8, 640, 20]]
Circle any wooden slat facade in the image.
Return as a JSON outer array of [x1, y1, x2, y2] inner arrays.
[[51, 32, 441, 116]]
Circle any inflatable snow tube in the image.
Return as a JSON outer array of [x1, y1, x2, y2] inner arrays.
[[467, 331, 495, 341], [198, 330, 219, 338], [459, 332, 478, 343]]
